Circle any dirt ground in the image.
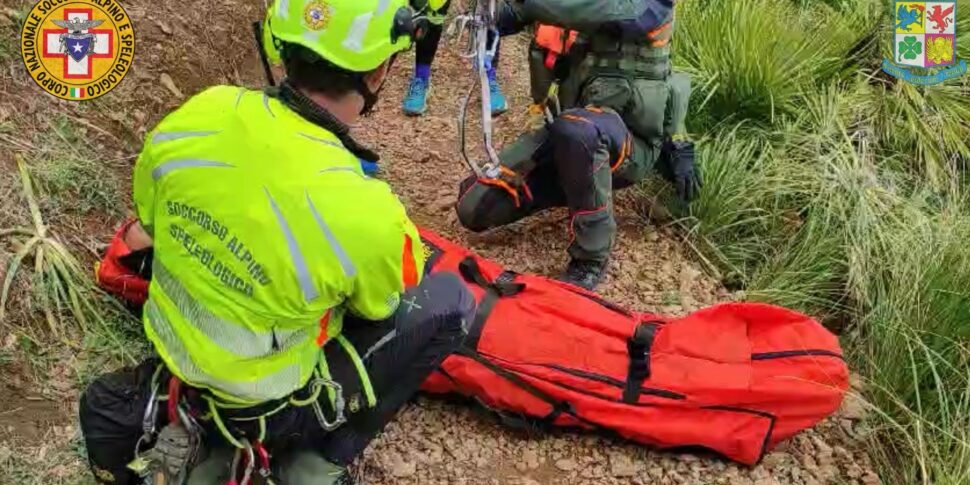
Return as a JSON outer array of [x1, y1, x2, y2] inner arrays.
[[0, 1, 876, 483]]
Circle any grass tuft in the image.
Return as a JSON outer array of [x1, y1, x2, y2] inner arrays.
[[1, 154, 139, 365], [30, 116, 126, 217], [675, 0, 883, 129]]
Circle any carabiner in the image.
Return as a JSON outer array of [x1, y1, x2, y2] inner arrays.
[[132, 378, 163, 462], [142, 381, 160, 436], [309, 377, 347, 431]]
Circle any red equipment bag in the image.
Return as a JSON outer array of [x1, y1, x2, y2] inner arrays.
[[95, 219, 151, 307], [418, 229, 849, 465]]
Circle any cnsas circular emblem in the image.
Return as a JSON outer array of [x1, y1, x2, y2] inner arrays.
[[20, 0, 135, 101], [304, 1, 333, 31]]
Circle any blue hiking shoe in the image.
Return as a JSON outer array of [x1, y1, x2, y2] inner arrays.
[[489, 76, 508, 116], [402, 76, 430, 116]]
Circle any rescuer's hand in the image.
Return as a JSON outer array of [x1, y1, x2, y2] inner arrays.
[[659, 139, 702, 203]]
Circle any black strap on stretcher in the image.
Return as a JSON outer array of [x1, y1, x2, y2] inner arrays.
[[623, 321, 661, 403], [455, 347, 576, 432], [458, 257, 524, 350], [452, 256, 665, 427], [453, 257, 576, 429]]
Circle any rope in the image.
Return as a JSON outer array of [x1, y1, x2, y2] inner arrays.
[[206, 396, 247, 450], [337, 335, 377, 408], [288, 379, 324, 407]]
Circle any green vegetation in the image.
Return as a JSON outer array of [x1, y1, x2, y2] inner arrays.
[[0, 153, 138, 482], [0, 8, 27, 64], [667, 0, 970, 482], [0, 155, 141, 375], [30, 115, 126, 218], [0, 36, 14, 65]]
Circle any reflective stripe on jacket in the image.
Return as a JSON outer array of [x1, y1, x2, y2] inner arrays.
[[132, 85, 424, 405]]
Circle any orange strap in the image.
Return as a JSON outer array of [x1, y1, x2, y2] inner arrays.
[[502, 166, 534, 203], [612, 135, 633, 172], [479, 177, 521, 207], [535, 24, 579, 69], [648, 21, 672, 40], [561, 113, 594, 124], [648, 21, 672, 47], [561, 109, 631, 172], [478, 166, 533, 209], [402, 234, 419, 288]]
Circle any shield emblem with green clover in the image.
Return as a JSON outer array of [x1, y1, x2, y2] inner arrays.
[[894, 1, 957, 68]]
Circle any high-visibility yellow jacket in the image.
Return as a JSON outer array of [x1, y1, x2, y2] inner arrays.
[[133, 86, 424, 405]]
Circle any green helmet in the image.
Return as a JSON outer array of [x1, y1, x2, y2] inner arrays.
[[263, 0, 417, 73]]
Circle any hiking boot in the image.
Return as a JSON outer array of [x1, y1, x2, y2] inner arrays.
[[559, 258, 609, 291], [489, 75, 508, 116], [402, 76, 430, 116]]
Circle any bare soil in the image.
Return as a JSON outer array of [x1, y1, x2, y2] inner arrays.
[[0, 383, 65, 444], [0, 1, 876, 483]]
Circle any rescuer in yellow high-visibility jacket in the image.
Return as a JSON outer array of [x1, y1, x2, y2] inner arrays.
[[133, 83, 425, 406], [78, 1, 475, 484]]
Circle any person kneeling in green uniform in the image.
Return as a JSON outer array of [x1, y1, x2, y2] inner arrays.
[[456, 0, 702, 291], [78, 1, 474, 484]]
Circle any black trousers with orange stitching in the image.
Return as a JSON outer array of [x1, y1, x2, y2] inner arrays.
[[457, 107, 645, 264]]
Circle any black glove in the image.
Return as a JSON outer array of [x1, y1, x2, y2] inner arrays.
[[496, 1, 528, 36], [659, 139, 702, 203]]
